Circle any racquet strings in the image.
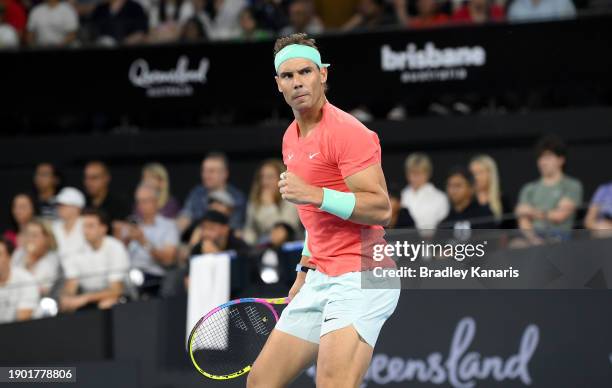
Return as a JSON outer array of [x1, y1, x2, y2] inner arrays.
[[190, 301, 278, 376]]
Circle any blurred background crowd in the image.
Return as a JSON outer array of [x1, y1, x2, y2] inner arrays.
[[0, 0, 610, 48], [2, 133, 612, 324]]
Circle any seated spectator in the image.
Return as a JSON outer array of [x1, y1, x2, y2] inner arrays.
[[3, 193, 36, 247], [52, 187, 87, 263], [185, 189, 236, 249], [342, 0, 396, 31], [279, 0, 323, 36], [441, 167, 495, 229], [0, 237, 39, 324], [515, 135, 583, 241], [32, 162, 61, 220], [60, 208, 129, 312], [90, 0, 148, 45], [399, 153, 449, 230], [179, 16, 207, 41], [469, 154, 511, 226], [585, 181, 612, 232], [127, 184, 179, 296], [83, 161, 129, 224], [243, 159, 300, 245], [177, 152, 246, 233], [190, 210, 249, 257], [508, 0, 576, 22], [313, 0, 360, 28], [452, 0, 504, 23], [135, 163, 181, 219], [407, 0, 449, 28], [147, 0, 194, 42], [1, 0, 27, 39], [238, 6, 271, 41], [0, 2, 19, 48], [250, 0, 287, 33], [205, 0, 246, 40], [26, 0, 78, 46], [11, 219, 61, 296]]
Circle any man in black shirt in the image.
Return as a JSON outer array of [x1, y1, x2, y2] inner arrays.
[[441, 167, 495, 229], [90, 0, 148, 45], [83, 161, 129, 224]]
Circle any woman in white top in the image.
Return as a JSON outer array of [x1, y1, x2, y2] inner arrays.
[[400, 152, 449, 229], [243, 159, 300, 245], [11, 219, 61, 296]]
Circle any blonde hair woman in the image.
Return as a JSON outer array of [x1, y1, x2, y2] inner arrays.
[[11, 219, 61, 296], [469, 154, 504, 222], [243, 159, 300, 245], [140, 163, 181, 218]]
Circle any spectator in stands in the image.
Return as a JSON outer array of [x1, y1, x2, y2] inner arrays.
[[442, 167, 494, 229], [243, 159, 300, 245], [313, 0, 360, 28], [452, 0, 504, 23], [83, 161, 129, 224], [127, 184, 179, 296], [135, 163, 180, 219], [190, 210, 249, 256], [147, 0, 194, 42], [585, 181, 612, 232], [52, 187, 87, 264], [238, 6, 271, 41], [60, 208, 129, 311], [203, 0, 247, 40], [179, 16, 207, 41], [3, 193, 36, 247], [250, 0, 287, 33], [279, 0, 323, 36], [11, 219, 61, 296], [404, 0, 449, 28], [508, 0, 576, 21], [33, 162, 61, 220], [26, 0, 78, 46], [386, 186, 403, 229], [400, 153, 449, 229], [515, 135, 583, 241], [342, 0, 396, 31], [0, 237, 39, 324], [90, 0, 148, 45], [469, 154, 510, 226], [177, 152, 246, 233], [0, 2, 19, 48], [1, 0, 26, 39]]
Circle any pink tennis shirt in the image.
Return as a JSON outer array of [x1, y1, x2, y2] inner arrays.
[[282, 101, 384, 276]]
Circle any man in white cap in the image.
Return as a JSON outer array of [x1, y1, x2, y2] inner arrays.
[[52, 187, 87, 264]]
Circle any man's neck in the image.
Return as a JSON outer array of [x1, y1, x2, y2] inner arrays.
[[91, 190, 108, 206], [294, 96, 326, 138], [542, 171, 562, 185], [142, 213, 156, 225], [454, 197, 472, 213], [39, 188, 55, 201], [63, 217, 78, 232], [90, 238, 104, 250], [0, 266, 9, 285]]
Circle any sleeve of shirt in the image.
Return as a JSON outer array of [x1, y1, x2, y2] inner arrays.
[[563, 179, 583, 206], [26, 8, 39, 32], [518, 183, 533, 206], [591, 185, 606, 206], [162, 222, 180, 246], [108, 243, 130, 283], [17, 273, 40, 311], [62, 255, 80, 279], [64, 5, 79, 32], [179, 188, 197, 219], [329, 123, 381, 179]]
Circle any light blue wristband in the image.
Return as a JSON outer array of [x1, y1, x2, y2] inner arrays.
[[319, 188, 356, 220], [301, 231, 311, 257]]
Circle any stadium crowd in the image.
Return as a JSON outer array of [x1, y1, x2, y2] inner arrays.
[[1, 134, 611, 324], [0, 0, 601, 49]]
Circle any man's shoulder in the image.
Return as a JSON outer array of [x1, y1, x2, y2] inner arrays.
[[325, 103, 371, 134], [102, 236, 126, 253], [9, 266, 35, 285], [561, 175, 582, 190]]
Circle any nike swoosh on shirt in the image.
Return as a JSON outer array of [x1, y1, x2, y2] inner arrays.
[[309, 152, 320, 159], [323, 317, 338, 322]]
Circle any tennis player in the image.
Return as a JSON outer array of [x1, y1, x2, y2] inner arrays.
[[247, 33, 400, 388]]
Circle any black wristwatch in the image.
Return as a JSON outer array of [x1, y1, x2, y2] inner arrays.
[[295, 264, 315, 273]]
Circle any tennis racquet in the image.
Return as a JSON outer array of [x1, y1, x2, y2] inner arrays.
[[187, 297, 290, 380]]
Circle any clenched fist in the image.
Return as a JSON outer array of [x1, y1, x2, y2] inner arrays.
[[278, 171, 323, 206]]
